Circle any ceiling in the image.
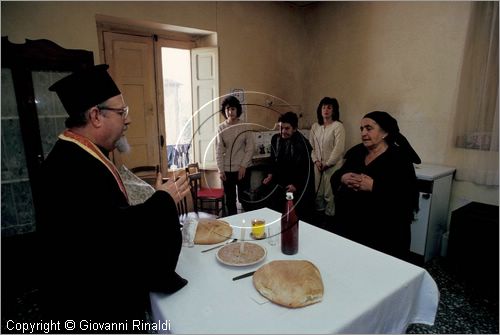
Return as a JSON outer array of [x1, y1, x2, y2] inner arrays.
[[284, 1, 319, 8]]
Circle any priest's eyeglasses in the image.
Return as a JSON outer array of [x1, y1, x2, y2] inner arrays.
[[97, 105, 129, 120]]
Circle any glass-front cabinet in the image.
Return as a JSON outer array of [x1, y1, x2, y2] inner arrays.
[[1, 37, 94, 236]]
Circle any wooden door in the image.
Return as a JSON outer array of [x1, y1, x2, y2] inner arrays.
[[191, 47, 219, 168], [103, 32, 161, 170]]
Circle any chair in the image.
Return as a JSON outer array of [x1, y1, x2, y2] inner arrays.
[[176, 190, 191, 223], [130, 165, 169, 186], [130, 166, 157, 186], [177, 170, 218, 222], [186, 163, 225, 217]]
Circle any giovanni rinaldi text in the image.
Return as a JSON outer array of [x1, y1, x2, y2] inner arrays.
[[6, 319, 172, 333]]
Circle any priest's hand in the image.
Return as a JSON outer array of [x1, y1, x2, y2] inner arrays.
[[155, 173, 190, 204]]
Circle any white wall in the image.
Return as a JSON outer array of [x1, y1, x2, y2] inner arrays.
[[301, 1, 498, 211], [2, 1, 497, 211]]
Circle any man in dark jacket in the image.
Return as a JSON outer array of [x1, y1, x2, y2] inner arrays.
[[262, 112, 315, 222], [38, 65, 190, 331]]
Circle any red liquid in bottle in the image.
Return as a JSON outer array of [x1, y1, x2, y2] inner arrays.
[[281, 192, 299, 255]]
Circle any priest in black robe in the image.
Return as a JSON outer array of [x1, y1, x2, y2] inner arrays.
[[38, 65, 190, 330]]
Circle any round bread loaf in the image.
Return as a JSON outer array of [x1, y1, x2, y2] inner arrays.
[[253, 260, 324, 308], [194, 219, 232, 244]]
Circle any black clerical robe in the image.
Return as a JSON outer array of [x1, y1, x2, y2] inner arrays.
[[38, 137, 186, 326]]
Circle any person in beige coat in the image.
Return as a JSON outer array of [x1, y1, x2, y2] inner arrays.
[[310, 97, 346, 217]]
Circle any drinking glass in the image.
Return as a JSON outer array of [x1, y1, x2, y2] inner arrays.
[[267, 224, 278, 246], [182, 217, 197, 247], [251, 219, 266, 239]]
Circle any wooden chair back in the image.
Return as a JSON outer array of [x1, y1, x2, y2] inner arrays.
[[130, 165, 157, 186], [186, 170, 202, 213], [177, 192, 190, 222]]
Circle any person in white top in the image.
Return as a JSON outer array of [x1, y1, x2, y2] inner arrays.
[[310, 97, 346, 217], [216, 96, 255, 215]]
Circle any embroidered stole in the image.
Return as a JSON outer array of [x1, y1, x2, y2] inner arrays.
[[59, 130, 129, 203]]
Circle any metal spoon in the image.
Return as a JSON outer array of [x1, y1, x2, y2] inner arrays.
[[201, 238, 237, 253]]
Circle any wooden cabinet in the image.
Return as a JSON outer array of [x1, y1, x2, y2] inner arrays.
[[1, 37, 93, 235]]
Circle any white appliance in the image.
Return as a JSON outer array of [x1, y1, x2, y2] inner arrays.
[[410, 164, 455, 263]]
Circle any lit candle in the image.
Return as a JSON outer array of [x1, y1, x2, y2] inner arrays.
[[240, 220, 245, 253]]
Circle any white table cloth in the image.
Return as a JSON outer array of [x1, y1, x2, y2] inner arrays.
[[150, 208, 439, 334]]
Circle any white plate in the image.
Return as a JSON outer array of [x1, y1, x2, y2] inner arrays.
[[216, 242, 266, 267]]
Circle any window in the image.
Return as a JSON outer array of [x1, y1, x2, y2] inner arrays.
[[450, 2, 498, 186], [454, 2, 498, 152]]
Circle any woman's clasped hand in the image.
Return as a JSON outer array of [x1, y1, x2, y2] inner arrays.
[[341, 172, 373, 192]]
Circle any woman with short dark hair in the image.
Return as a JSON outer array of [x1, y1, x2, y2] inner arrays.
[[310, 97, 346, 219], [216, 95, 254, 215], [262, 112, 315, 221]]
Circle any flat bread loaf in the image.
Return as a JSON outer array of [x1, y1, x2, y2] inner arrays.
[[194, 219, 232, 245], [253, 260, 323, 308]]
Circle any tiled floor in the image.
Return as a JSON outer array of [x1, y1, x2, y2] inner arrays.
[[405, 257, 499, 334]]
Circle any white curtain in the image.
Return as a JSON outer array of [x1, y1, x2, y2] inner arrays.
[[448, 2, 499, 186]]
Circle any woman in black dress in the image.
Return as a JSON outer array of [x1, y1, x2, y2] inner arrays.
[[331, 111, 421, 260]]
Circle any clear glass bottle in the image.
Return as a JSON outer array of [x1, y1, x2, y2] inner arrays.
[[281, 192, 299, 255]]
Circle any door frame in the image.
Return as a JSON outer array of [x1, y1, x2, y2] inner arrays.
[[96, 15, 217, 174]]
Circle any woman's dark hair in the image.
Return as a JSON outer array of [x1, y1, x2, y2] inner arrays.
[[220, 95, 242, 118], [278, 111, 299, 129], [316, 97, 340, 125]]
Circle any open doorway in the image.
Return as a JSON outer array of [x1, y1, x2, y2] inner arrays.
[[162, 47, 193, 169], [98, 15, 219, 173]]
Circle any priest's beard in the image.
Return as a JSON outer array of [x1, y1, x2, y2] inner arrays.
[[115, 136, 131, 154]]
